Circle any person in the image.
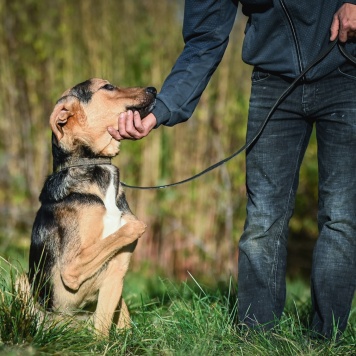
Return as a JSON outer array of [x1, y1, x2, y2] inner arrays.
[[108, 1, 356, 338]]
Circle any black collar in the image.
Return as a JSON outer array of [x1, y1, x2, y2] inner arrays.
[[56, 157, 112, 172]]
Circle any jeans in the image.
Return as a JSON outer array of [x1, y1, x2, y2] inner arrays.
[[238, 63, 356, 338]]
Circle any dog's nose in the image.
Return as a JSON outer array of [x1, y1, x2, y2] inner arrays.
[[146, 87, 157, 97]]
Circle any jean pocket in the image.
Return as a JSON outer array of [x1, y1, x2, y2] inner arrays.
[[251, 68, 271, 83], [338, 62, 356, 80]]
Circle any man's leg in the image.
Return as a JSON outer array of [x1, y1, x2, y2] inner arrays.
[[311, 64, 356, 338], [238, 71, 311, 327]]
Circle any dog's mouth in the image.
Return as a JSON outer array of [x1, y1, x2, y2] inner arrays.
[[128, 100, 156, 118], [126, 87, 157, 118]]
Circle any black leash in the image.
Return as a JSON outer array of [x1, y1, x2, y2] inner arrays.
[[121, 40, 350, 190]]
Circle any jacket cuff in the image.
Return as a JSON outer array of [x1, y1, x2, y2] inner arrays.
[[152, 99, 170, 128]]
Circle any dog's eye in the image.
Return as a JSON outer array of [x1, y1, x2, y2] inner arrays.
[[101, 84, 115, 91]]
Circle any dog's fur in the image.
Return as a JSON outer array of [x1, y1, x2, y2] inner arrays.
[[28, 78, 156, 335]]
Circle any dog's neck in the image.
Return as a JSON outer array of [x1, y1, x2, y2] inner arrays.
[[55, 156, 112, 172], [52, 136, 112, 172]]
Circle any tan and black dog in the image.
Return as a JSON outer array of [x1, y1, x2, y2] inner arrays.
[[28, 78, 156, 335]]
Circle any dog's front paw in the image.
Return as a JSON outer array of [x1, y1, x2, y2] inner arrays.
[[121, 220, 146, 242], [133, 220, 147, 237]]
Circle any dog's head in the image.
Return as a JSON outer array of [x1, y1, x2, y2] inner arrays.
[[50, 78, 156, 157]]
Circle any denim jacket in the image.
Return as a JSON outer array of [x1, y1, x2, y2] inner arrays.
[[153, 0, 356, 127]]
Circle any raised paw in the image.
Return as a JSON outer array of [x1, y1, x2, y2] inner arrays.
[[120, 220, 146, 242], [132, 220, 147, 237]]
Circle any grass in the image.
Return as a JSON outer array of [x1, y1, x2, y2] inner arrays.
[[0, 258, 355, 355]]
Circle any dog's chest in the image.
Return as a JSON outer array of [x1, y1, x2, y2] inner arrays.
[[101, 173, 126, 239]]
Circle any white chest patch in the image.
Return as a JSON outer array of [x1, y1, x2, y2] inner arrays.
[[101, 171, 126, 239]]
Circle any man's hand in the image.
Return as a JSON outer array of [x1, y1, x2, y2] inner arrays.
[[108, 111, 157, 141], [330, 3, 356, 42]]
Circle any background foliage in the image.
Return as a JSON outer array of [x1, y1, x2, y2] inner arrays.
[[0, 0, 320, 281]]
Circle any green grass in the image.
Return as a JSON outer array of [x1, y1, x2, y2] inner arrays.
[[0, 259, 355, 355]]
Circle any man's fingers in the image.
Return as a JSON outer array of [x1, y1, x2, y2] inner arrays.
[[330, 13, 348, 42], [108, 111, 156, 141], [123, 110, 145, 139], [118, 111, 129, 136], [110, 110, 145, 140], [330, 4, 356, 42], [107, 126, 123, 141], [133, 111, 145, 133], [339, 29, 348, 42], [330, 14, 340, 41], [123, 110, 136, 135], [119, 110, 141, 139]]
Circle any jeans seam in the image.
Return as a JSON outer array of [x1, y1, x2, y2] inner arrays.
[[337, 66, 356, 81], [271, 122, 309, 304]]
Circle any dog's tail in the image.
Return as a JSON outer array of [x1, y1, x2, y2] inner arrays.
[[15, 273, 32, 301], [15, 273, 48, 325]]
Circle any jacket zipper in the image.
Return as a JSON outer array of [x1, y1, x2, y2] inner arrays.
[[279, 0, 303, 74]]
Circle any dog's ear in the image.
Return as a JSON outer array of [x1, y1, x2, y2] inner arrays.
[[49, 96, 79, 143]]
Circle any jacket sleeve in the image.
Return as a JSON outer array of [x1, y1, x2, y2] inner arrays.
[[152, 0, 238, 127]]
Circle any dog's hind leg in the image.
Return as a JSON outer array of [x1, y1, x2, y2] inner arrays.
[[93, 252, 132, 336], [116, 298, 130, 329]]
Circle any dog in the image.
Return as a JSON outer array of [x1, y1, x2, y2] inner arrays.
[[28, 78, 156, 335]]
